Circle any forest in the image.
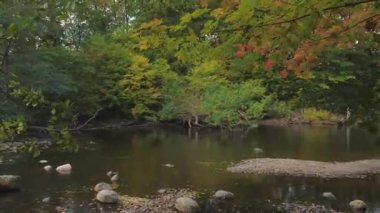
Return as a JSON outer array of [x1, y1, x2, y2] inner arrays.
[[1, 0, 380, 142]]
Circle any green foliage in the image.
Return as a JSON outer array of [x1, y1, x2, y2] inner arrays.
[[303, 108, 339, 122], [0, 0, 379, 147], [0, 118, 25, 142], [202, 80, 270, 126]]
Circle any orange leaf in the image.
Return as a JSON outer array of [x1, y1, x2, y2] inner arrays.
[[263, 60, 274, 71], [235, 50, 246, 58]]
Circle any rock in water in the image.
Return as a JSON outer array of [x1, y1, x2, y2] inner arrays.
[[39, 160, 48, 164], [157, 189, 166, 194], [96, 190, 119, 204], [322, 192, 336, 200], [349, 200, 367, 213], [254, 148, 264, 154], [164, 164, 174, 168], [107, 171, 114, 178], [175, 197, 200, 213], [111, 175, 119, 182], [213, 190, 235, 200], [0, 175, 21, 192], [94, 182, 112, 192], [56, 164, 72, 175], [43, 165, 53, 172], [42, 197, 51, 203]]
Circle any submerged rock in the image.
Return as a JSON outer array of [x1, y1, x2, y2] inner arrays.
[[0, 175, 21, 192], [278, 202, 337, 212], [94, 182, 112, 192], [213, 190, 234, 200], [96, 189, 119, 204], [175, 197, 200, 213], [322, 192, 336, 200], [39, 160, 48, 164], [56, 164, 72, 175], [349, 200, 367, 213]]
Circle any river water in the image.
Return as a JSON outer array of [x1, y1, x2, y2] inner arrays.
[[1, 125, 380, 212]]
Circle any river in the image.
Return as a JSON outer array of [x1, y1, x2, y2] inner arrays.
[[1, 125, 380, 212]]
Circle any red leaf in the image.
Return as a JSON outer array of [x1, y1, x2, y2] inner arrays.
[[263, 60, 274, 71], [235, 50, 246, 58]]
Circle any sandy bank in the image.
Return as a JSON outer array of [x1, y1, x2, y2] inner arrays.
[[227, 158, 380, 178]]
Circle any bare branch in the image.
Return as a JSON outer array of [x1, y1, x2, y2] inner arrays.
[[73, 108, 103, 130]]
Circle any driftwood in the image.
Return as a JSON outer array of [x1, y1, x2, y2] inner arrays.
[[227, 158, 380, 178]]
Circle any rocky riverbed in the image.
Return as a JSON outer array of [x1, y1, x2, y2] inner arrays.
[[227, 158, 380, 178], [118, 189, 200, 212]]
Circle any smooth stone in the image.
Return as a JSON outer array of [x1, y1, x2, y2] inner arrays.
[[56, 164, 72, 175], [42, 197, 51, 203], [110, 174, 119, 182], [164, 164, 174, 168], [0, 175, 21, 192], [175, 197, 200, 213], [43, 165, 53, 172], [39, 160, 48, 164], [94, 182, 112, 192], [254, 148, 264, 154], [96, 190, 119, 204], [213, 190, 235, 199], [322, 192, 336, 200], [157, 189, 166, 194], [349, 200, 367, 213], [107, 171, 114, 178]]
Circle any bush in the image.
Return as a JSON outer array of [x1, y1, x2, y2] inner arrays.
[[302, 108, 339, 122]]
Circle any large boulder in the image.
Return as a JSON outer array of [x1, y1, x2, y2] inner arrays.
[[349, 200, 367, 213], [94, 182, 112, 192], [174, 197, 200, 213], [96, 190, 119, 204], [213, 190, 234, 200], [56, 164, 72, 175], [0, 175, 21, 192]]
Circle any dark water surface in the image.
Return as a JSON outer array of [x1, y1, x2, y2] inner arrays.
[[1, 126, 380, 212]]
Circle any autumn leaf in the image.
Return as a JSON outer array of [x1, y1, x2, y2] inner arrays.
[[235, 50, 246, 58], [263, 60, 274, 71]]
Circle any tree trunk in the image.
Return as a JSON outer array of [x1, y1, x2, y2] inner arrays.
[[187, 117, 192, 129]]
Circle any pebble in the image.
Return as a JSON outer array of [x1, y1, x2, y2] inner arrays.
[[39, 160, 48, 164], [164, 164, 174, 168], [42, 197, 51, 203], [43, 165, 53, 172]]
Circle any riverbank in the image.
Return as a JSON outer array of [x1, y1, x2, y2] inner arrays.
[[227, 158, 380, 178]]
